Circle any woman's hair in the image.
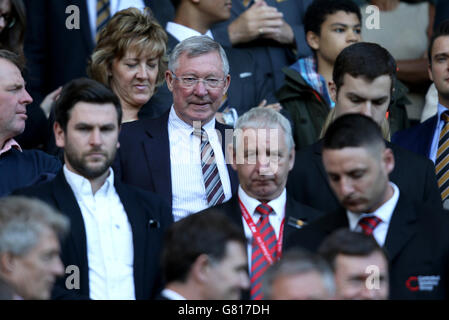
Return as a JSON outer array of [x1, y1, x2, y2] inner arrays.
[[0, 0, 26, 56], [87, 7, 168, 89]]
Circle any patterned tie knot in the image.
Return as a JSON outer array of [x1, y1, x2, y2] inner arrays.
[[358, 216, 382, 236], [442, 112, 449, 123], [256, 203, 274, 216]]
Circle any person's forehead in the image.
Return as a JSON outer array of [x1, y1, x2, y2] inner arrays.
[[431, 35, 449, 58], [0, 58, 23, 83], [69, 101, 118, 122], [238, 127, 286, 146], [176, 51, 223, 73], [339, 73, 391, 93], [336, 252, 387, 271], [323, 146, 371, 162], [322, 10, 361, 27]]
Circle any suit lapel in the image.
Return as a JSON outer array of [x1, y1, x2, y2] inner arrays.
[[51, 171, 88, 272], [215, 122, 239, 194], [143, 112, 172, 204], [283, 196, 307, 244], [224, 196, 246, 232], [114, 180, 147, 300], [383, 195, 418, 262], [423, 115, 438, 157]]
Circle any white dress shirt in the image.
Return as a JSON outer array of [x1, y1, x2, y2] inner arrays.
[[87, 0, 146, 42], [429, 103, 449, 163], [168, 107, 232, 221], [160, 289, 186, 300], [166, 22, 214, 42], [238, 186, 286, 269], [64, 165, 135, 300], [347, 182, 400, 247]]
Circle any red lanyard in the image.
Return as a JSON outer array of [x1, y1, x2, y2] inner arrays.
[[238, 197, 285, 265]]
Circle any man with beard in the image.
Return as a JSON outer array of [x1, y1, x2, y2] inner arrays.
[[15, 78, 173, 300]]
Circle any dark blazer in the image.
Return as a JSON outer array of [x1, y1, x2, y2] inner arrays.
[[285, 194, 449, 300], [113, 110, 239, 209], [287, 140, 442, 213], [139, 33, 277, 120], [14, 170, 173, 300], [211, 0, 314, 92], [392, 114, 437, 158], [198, 193, 324, 300]]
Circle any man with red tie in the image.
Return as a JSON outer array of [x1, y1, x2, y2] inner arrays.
[[199, 107, 324, 299], [287, 113, 449, 300]]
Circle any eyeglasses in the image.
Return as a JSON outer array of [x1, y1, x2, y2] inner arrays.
[[171, 72, 226, 89], [0, 13, 16, 29]]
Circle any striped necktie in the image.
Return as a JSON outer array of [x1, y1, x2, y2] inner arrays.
[[250, 203, 277, 300], [193, 128, 225, 206], [358, 216, 382, 236], [436, 112, 449, 202], [96, 0, 110, 42], [243, 0, 254, 7]]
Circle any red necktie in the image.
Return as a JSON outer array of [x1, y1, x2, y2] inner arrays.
[[250, 203, 277, 300], [358, 216, 382, 236]]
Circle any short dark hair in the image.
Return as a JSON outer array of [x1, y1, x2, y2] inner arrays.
[[318, 228, 387, 271], [0, 49, 24, 71], [333, 42, 396, 94], [428, 19, 449, 65], [54, 78, 122, 132], [170, 0, 181, 9], [304, 0, 361, 36], [323, 113, 385, 151], [162, 211, 247, 283]]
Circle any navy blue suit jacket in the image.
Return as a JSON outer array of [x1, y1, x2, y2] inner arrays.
[[113, 111, 239, 210], [392, 114, 437, 158]]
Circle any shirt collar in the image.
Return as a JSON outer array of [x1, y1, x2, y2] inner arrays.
[[63, 165, 114, 198], [169, 105, 216, 135], [161, 288, 187, 300], [166, 22, 214, 42], [238, 185, 286, 219], [0, 138, 22, 156], [347, 182, 399, 230]]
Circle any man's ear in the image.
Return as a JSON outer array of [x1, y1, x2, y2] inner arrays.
[[222, 74, 231, 96], [190, 254, 211, 284], [306, 31, 320, 51], [428, 63, 434, 82], [166, 70, 174, 92], [54, 122, 66, 149], [0, 252, 15, 275], [329, 81, 337, 103], [383, 148, 395, 175]]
